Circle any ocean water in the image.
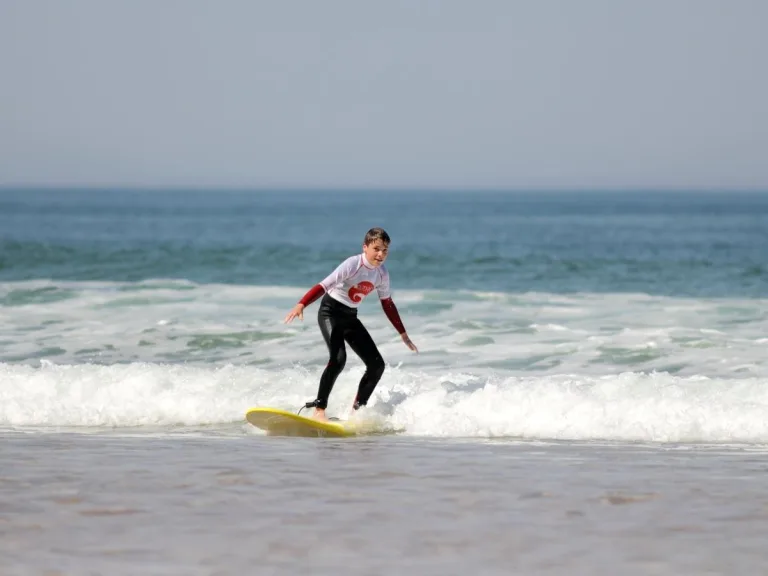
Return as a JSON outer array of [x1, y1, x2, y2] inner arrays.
[[2, 188, 768, 574]]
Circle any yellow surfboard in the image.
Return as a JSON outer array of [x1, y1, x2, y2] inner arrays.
[[245, 406, 402, 438], [245, 407, 356, 438]]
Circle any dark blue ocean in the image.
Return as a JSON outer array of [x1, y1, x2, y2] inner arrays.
[[2, 189, 767, 297]]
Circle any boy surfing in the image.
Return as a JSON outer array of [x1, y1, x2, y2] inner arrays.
[[283, 227, 418, 421]]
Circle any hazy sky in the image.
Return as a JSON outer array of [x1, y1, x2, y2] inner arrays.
[[2, 1, 767, 190]]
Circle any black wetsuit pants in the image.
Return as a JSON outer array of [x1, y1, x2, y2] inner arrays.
[[313, 294, 385, 410]]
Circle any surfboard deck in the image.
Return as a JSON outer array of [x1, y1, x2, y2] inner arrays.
[[245, 407, 356, 438]]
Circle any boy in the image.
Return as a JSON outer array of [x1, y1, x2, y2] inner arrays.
[[283, 227, 418, 421]]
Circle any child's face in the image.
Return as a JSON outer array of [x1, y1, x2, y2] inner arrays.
[[363, 239, 389, 267]]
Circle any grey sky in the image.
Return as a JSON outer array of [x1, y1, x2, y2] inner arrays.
[[1, 1, 767, 190]]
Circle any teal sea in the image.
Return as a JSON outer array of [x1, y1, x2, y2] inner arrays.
[[2, 189, 768, 296]]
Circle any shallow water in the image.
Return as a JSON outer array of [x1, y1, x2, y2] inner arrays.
[[3, 431, 768, 575]]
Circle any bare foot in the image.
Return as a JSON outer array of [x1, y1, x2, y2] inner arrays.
[[312, 408, 328, 421]]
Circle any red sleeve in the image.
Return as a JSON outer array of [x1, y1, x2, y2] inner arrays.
[[380, 297, 406, 334], [298, 284, 325, 306]]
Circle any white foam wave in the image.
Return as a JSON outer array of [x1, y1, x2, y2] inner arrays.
[[4, 280, 768, 444], [381, 371, 768, 443], [3, 361, 768, 444]]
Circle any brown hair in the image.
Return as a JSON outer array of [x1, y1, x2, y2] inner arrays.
[[364, 227, 391, 245]]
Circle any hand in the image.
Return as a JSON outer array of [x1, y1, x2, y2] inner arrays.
[[401, 332, 418, 353], [283, 303, 305, 324]]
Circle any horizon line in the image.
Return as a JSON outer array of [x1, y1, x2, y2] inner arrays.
[[2, 185, 768, 194]]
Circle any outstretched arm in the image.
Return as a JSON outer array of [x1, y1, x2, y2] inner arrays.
[[284, 284, 325, 323], [380, 297, 405, 334], [381, 297, 418, 352], [283, 256, 358, 324]]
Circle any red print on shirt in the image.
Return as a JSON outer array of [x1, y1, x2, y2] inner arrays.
[[348, 281, 375, 303]]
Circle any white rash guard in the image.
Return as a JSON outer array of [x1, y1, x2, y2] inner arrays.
[[319, 254, 391, 308]]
